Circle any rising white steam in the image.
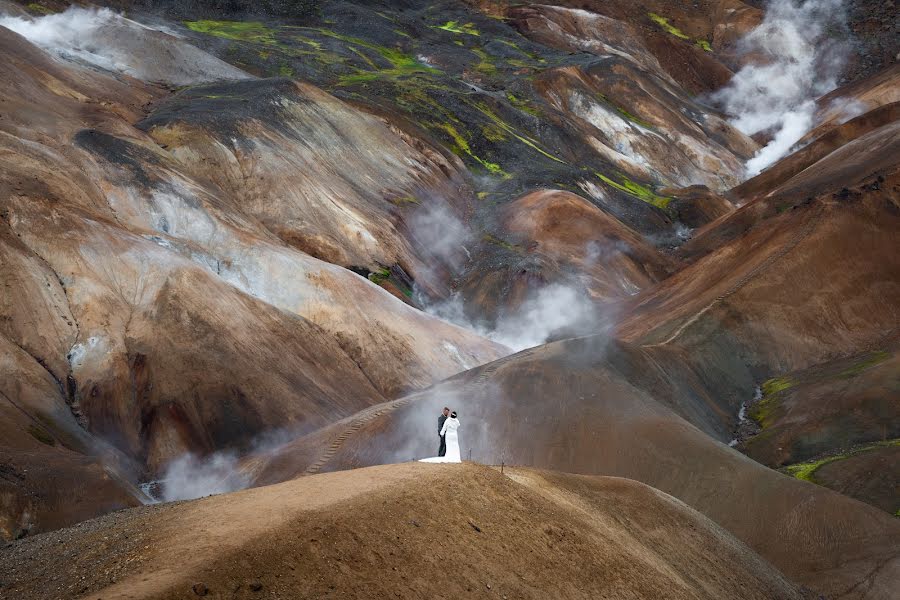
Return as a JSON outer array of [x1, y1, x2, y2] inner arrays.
[[712, 0, 850, 176], [155, 452, 250, 502], [408, 202, 472, 274], [0, 7, 249, 85], [492, 284, 599, 351], [426, 283, 603, 353]]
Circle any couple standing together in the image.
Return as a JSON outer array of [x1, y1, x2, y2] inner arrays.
[[420, 407, 461, 463]]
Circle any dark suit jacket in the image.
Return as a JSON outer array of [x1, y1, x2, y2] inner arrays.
[[438, 414, 447, 435]]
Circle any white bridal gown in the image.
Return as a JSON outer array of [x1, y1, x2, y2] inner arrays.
[[420, 417, 461, 463]]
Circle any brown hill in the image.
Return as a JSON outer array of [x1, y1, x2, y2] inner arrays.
[[735, 342, 899, 515], [246, 336, 900, 599], [0, 463, 807, 600], [458, 189, 676, 323], [0, 23, 505, 538], [740, 343, 900, 469]]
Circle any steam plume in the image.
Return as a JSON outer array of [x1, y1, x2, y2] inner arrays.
[[154, 452, 250, 502], [712, 0, 850, 176], [0, 7, 249, 85]]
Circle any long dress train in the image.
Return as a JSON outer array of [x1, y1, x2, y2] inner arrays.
[[420, 417, 461, 463]]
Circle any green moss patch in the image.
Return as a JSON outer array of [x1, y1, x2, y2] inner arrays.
[[433, 122, 508, 177], [433, 21, 480, 36], [782, 438, 900, 484], [506, 93, 542, 118], [26, 3, 54, 15], [747, 376, 794, 429], [387, 195, 420, 206], [761, 376, 794, 396], [837, 350, 890, 379], [470, 48, 498, 75], [648, 13, 690, 40], [648, 13, 714, 52], [184, 20, 277, 44], [473, 103, 566, 164], [595, 173, 671, 209], [368, 267, 391, 285]]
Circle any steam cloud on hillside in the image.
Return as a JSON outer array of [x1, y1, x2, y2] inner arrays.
[[1, 7, 147, 73], [142, 428, 304, 502], [712, 0, 851, 177], [0, 6, 248, 84], [425, 283, 606, 353]]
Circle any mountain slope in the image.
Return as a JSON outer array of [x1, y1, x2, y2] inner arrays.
[[0, 463, 807, 600]]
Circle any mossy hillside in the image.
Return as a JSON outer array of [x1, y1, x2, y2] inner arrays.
[[647, 13, 713, 52], [175, 1, 684, 239], [184, 20, 278, 44], [433, 21, 480, 36], [178, 13, 566, 186], [26, 2, 55, 15], [595, 173, 672, 210], [747, 376, 794, 429], [746, 351, 892, 433], [648, 13, 690, 39], [836, 350, 890, 379], [781, 438, 900, 484]]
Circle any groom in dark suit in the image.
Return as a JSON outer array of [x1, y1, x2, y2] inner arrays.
[[437, 407, 450, 457]]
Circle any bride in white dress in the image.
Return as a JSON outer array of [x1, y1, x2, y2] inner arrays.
[[420, 411, 461, 463]]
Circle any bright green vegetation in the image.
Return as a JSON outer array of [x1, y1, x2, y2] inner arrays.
[[471, 48, 497, 75], [433, 21, 480, 36], [648, 13, 714, 52], [497, 40, 545, 64], [184, 20, 277, 44], [26, 2, 54, 14], [506, 93, 542, 118], [782, 438, 900, 484], [473, 103, 566, 164], [313, 30, 438, 85], [279, 64, 294, 77], [28, 424, 55, 446], [837, 350, 890, 379], [761, 376, 794, 396], [596, 173, 671, 209], [368, 267, 391, 285], [387, 195, 420, 206], [647, 13, 690, 40], [748, 376, 794, 428], [368, 266, 412, 298], [185, 21, 432, 84], [481, 123, 507, 142], [434, 123, 507, 177]]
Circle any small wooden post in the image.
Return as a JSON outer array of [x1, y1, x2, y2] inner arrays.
[[501, 461, 504, 475]]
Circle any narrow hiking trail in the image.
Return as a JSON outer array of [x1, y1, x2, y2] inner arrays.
[[644, 203, 824, 348], [303, 395, 416, 474]]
